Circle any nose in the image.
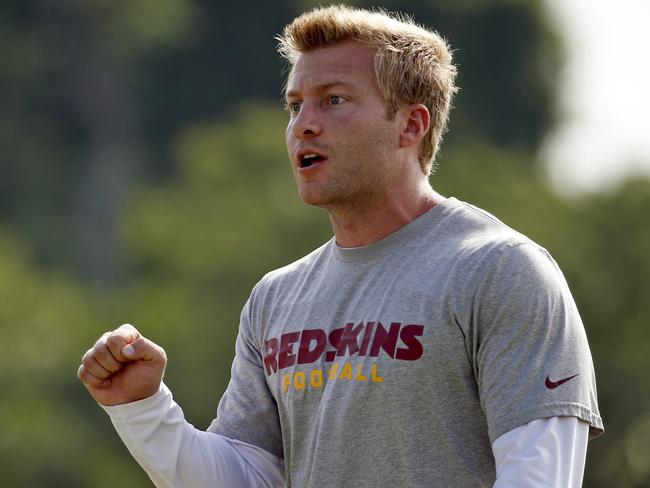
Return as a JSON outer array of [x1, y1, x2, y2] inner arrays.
[[290, 102, 322, 139]]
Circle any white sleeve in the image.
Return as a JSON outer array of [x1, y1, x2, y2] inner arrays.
[[101, 383, 285, 488], [491, 416, 589, 488]]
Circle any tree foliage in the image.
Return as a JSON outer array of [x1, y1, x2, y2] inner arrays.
[[0, 0, 648, 486]]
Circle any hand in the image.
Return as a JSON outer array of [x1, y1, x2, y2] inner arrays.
[[77, 324, 167, 406]]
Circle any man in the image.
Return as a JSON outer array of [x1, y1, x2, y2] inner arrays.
[[78, 6, 603, 487]]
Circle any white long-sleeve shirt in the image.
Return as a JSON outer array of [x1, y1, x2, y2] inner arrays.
[[102, 383, 589, 487]]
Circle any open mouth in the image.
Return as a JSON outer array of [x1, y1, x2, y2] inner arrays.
[[299, 153, 326, 168]]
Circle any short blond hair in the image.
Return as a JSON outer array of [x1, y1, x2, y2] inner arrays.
[[277, 5, 458, 174]]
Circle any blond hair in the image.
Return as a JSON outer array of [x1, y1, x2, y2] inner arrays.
[[277, 5, 458, 174]]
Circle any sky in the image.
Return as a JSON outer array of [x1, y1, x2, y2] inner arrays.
[[542, 0, 650, 196]]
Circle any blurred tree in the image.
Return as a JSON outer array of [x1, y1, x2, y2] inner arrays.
[[0, 0, 195, 283], [0, 227, 151, 486], [0, 0, 559, 283], [566, 180, 650, 487], [1, 0, 648, 486]]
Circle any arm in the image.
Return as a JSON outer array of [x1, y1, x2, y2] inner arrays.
[[103, 384, 284, 488], [77, 324, 284, 487], [492, 416, 589, 487]]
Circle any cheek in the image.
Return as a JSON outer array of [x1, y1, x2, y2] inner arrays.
[[327, 114, 366, 148], [285, 124, 294, 151], [338, 113, 382, 143], [333, 108, 361, 128]]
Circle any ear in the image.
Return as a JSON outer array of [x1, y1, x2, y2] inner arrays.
[[399, 104, 430, 149]]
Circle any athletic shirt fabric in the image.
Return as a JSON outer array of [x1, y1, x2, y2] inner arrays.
[[208, 197, 603, 488]]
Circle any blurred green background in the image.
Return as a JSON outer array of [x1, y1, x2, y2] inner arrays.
[[1, 0, 648, 486]]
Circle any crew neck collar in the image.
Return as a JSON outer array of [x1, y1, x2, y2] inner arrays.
[[332, 197, 460, 263]]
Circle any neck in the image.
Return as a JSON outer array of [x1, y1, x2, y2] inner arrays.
[[327, 180, 444, 248]]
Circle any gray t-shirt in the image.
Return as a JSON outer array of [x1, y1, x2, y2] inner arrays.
[[209, 197, 603, 487]]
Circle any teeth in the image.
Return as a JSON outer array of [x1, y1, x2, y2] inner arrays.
[[299, 152, 324, 168]]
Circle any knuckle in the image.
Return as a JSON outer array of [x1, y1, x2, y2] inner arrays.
[[84, 376, 101, 388], [105, 334, 123, 349], [81, 351, 94, 367], [78, 366, 98, 385], [93, 346, 112, 364], [95, 332, 110, 347], [98, 354, 120, 372], [119, 323, 135, 333]]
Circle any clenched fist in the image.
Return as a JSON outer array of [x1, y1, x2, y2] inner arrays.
[[77, 324, 167, 406]]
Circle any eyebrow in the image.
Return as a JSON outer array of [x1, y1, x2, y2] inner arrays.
[[285, 81, 354, 101]]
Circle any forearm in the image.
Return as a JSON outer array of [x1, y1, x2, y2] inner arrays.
[[492, 416, 589, 488], [101, 383, 284, 488]]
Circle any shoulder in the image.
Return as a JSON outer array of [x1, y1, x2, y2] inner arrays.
[[439, 199, 542, 267], [450, 203, 570, 306], [457, 201, 562, 278], [262, 238, 333, 284], [445, 199, 529, 248], [435, 199, 568, 299], [248, 238, 334, 303]]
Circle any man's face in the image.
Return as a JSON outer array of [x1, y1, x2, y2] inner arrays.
[[285, 41, 402, 208]]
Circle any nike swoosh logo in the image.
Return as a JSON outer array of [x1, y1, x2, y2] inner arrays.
[[545, 373, 579, 389]]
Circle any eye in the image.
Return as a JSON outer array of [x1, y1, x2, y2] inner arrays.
[[286, 101, 301, 115], [328, 95, 342, 105]]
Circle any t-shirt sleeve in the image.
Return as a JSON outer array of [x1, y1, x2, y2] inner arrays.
[[207, 299, 284, 459], [471, 242, 604, 444]]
